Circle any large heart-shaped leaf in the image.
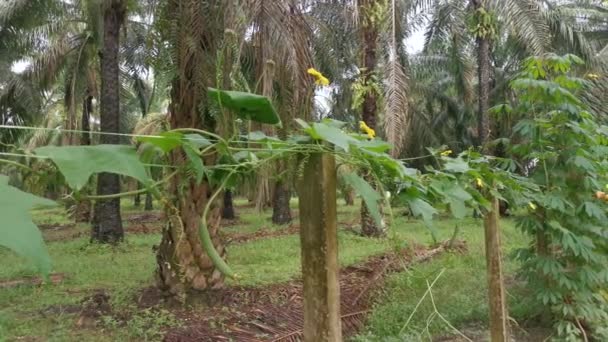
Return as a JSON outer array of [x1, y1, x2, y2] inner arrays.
[[208, 88, 281, 125], [35, 145, 151, 191], [0, 176, 55, 275], [341, 172, 383, 226]]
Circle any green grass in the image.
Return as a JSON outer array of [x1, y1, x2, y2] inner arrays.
[[229, 230, 390, 286], [1, 199, 387, 340], [31, 206, 72, 226], [1, 199, 533, 341], [355, 216, 531, 341], [0, 233, 160, 341]]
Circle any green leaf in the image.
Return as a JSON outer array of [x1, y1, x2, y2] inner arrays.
[[294, 118, 310, 130], [355, 139, 393, 153], [448, 199, 467, 219], [570, 156, 595, 172], [232, 151, 251, 162], [183, 144, 205, 185], [359, 148, 414, 179], [445, 184, 472, 219], [311, 123, 358, 152], [184, 134, 212, 149], [287, 134, 312, 144], [138, 142, 163, 165], [35, 145, 151, 190], [342, 172, 383, 227], [443, 157, 471, 173], [208, 88, 281, 125], [580, 202, 606, 221], [320, 118, 347, 128], [137, 131, 184, 153], [408, 198, 438, 223], [0, 176, 55, 275], [245, 131, 280, 142]]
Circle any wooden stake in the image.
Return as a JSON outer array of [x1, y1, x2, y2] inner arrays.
[[297, 152, 342, 342], [484, 196, 509, 341]]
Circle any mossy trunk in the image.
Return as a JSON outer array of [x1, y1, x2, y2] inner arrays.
[[298, 152, 342, 341], [484, 197, 509, 341]]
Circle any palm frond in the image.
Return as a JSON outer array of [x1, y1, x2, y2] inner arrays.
[[383, 57, 409, 157], [493, 0, 551, 55], [383, 0, 410, 157]]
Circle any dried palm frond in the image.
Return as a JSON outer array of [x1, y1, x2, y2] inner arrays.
[[383, 56, 409, 157], [382, 0, 410, 158], [270, 310, 369, 342], [131, 112, 168, 140]]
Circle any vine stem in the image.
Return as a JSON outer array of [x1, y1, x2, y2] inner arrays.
[[199, 169, 238, 279], [0, 158, 33, 172], [196, 148, 304, 279], [170, 127, 226, 146], [82, 170, 178, 200]]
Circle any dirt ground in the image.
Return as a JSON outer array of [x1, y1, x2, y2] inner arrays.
[[63, 243, 453, 342]]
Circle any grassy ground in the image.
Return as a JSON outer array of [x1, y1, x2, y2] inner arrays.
[[355, 216, 532, 341], [0, 198, 534, 341]]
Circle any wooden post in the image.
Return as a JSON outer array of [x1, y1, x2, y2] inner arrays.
[[297, 152, 342, 342], [484, 196, 509, 341]]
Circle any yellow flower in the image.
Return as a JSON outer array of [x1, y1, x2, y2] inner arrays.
[[440, 150, 452, 157], [307, 68, 330, 86], [586, 73, 601, 80], [359, 121, 375, 139], [475, 178, 483, 187], [528, 202, 537, 210]]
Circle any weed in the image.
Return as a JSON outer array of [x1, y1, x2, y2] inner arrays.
[[103, 308, 180, 342]]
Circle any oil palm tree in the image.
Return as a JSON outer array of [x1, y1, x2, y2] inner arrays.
[[1, 0, 162, 236], [307, 0, 415, 236], [153, 0, 227, 294], [224, 0, 314, 224]]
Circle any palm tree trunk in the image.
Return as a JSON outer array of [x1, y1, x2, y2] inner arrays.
[[272, 128, 292, 225], [155, 0, 225, 295], [222, 190, 236, 220], [359, 0, 384, 237], [272, 178, 292, 225], [74, 94, 93, 223], [344, 189, 355, 206], [477, 35, 491, 144], [472, 1, 509, 340], [134, 185, 141, 208], [92, 0, 125, 243], [82, 94, 92, 145], [144, 192, 153, 211], [156, 90, 224, 294]]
